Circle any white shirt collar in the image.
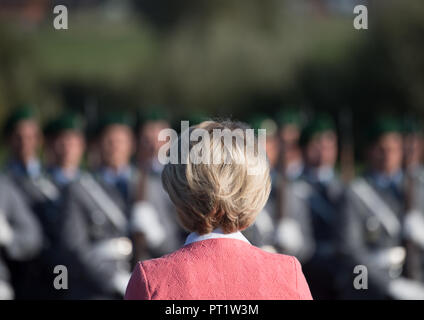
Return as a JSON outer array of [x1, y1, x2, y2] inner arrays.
[[184, 228, 250, 246]]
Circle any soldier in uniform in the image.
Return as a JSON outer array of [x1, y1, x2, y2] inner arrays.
[[403, 117, 424, 268], [278, 114, 344, 299], [272, 109, 309, 262], [241, 114, 280, 249], [35, 112, 86, 241], [2, 105, 62, 298], [276, 109, 304, 181], [0, 175, 43, 300], [19, 112, 87, 299], [3, 105, 60, 227], [403, 117, 424, 175], [401, 118, 424, 283], [337, 117, 424, 299], [130, 109, 186, 260], [58, 111, 137, 299], [43, 112, 86, 189]]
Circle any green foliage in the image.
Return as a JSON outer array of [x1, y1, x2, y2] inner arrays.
[[0, 0, 424, 147]]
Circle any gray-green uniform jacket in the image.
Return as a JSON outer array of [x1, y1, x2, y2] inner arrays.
[[0, 175, 43, 299], [336, 171, 424, 299], [58, 168, 138, 299]]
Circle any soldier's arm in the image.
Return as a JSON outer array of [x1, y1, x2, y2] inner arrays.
[[3, 180, 43, 261], [58, 184, 117, 294], [336, 190, 391, 297], [274, 182, 315, 263]]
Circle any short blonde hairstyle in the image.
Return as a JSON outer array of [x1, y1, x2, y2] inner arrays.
[[161, 120, 271, 235]]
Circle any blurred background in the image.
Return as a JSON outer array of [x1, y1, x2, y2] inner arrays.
[[0, 0, 423, 163], [2, 0, 424, 300]]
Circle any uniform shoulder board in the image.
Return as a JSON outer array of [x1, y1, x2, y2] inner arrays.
[[79, 174, 128, 233], [34, 176, 60, 201], [350, 177, 401, 237]]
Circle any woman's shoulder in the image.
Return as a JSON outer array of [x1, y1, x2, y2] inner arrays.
[[141, 238, 300, 273], [126, 240, 312, 300], [245, 243, 303, 273]]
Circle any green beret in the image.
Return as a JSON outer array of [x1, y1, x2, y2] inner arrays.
[[300, 114, 335, 146], [367, 116, 402, 143], [3, 104, 37, 135], [249, 114, 277, 136], [136, 107, 170, 130], [275, 108, 303, 128], [96, 111, 134, 135], [44, 112, 84, 137]]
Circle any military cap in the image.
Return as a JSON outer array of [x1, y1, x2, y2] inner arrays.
[[249, 114, 278, 137], [300, 113, 335, 146], [3, 104, 38, 135], [136, 107, 170, 130], [367, 116, 402, 143], [44, 112, 84, 138], [96, 110, 134, 135], [275, 108, 304, 128]]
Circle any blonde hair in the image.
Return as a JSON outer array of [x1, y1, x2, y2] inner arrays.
[[161, 120, 271, 235]]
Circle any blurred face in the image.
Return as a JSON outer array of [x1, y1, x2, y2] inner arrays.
[[369, 133, 403, 175], [280, 124, 300, 147], [9, 119, 40, 163], [305, 131, 338, 168], [279, 124, 302, 166], [52, 131, 85, 170], [403, 133, 423, 169], [138, 120, 169, 164], [100, 125, 134, 170], [266, 135, 279, 169]]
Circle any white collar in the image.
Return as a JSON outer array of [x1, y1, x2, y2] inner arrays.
[[184, 228, 250, 246]]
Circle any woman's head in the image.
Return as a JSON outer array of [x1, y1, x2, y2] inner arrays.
[[161, 120, 271, 235]]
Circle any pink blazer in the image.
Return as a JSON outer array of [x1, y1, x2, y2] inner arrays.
[[125, 238, 313, 300]]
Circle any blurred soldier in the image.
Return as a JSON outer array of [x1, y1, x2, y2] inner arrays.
[[136, 109, 171, 173], [0, 175, 43, 300], [272, 109, 308, 259], [402, 118, 424, 282], [278, 114, 343, 299], [337, 117, 424, 299], [58, 111, 136, 299], [44, 112, 86, 189], [403, 118, 423, 174], [241, 114, 279, 249], [130, 109, 185, 260], [3, 105, 60, 298], [276, 109, 304, 181], [3, 105, 59, 224], [36, 112, 86, 242], [4, 105, 45, 191], [17, 112, 87, 299]]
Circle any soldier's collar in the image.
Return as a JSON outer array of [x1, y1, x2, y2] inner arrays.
[[47, 166, 81, 186], [369, 170, 403, 189], [7, 157, 42, 180], [303, 166, 335, 184], [97, 165, 134, 184]]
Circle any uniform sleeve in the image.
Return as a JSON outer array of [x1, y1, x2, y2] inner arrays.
[[278, 183, 315, 263], [4, 182, 43, 260], [335, 189, 391, 297], [125, 262, 150, 300], [58, 185, 115, 294], [292, 256, 313, 300]]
